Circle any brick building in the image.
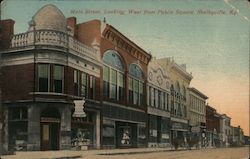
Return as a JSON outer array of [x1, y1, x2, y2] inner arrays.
[[75, 18, 151, 148], [0, 5, 102, 151], [206, 105, 221, 147], [0, 4, 152, 151]]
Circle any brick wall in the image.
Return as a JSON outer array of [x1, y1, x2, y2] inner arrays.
[[0, 19, 15, 50], [1, 63, 34, 101]]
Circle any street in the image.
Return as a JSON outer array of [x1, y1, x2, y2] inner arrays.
[[88, 147, 249, 159], [1, 147, 249, 159]]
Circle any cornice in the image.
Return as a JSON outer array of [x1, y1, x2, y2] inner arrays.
[[102, 25, 152, 65]]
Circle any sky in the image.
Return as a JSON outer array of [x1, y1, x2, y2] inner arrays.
[[1, 0, 249, 135]]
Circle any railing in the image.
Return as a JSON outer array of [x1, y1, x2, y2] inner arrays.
[[10, 30, 98, 60]]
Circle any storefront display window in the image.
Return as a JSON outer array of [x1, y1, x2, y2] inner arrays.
[[102, 119, 115, 147], [138, 125, 146, 146]]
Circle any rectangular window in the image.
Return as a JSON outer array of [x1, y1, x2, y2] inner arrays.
[[155, 89, 158, 108], [38, 64, 49, 92], [133, 79, 139, 105], [151, 87, 155, 107], [163, 92, 166, 110], [54, 65, 63, 93], [81, 72, 88, 97], [89, 76, 96, 99], [158, 90, 161, 109], [111, 69, 117, 99], [128, 77, 133, 104], [118, 72, 124, 100], [74, 70, 80, 96], [166, 93, 169, 111], [139, 82, 143, 106], [103, 66, 110, 98]]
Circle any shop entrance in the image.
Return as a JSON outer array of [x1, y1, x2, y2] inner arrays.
[[116, 121, 137, 148], [40, 107, 60, 151]]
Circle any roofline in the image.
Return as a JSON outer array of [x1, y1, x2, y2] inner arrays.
[[106, 24, 152, 60], [189, 87, 208, 99]]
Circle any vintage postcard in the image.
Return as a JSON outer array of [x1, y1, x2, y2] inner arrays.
[[0, 0, 249, 159]]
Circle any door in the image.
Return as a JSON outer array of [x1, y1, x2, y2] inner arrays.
[[41, 122, 60, 150], [40, 107, 61, 151], [41, 123, 50, 150]]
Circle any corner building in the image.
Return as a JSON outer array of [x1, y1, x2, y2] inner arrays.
[[0, 5, 102, 151], [75, 19, 152, 148]]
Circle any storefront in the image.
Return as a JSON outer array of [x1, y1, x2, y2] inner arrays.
[[71, 100, 101, 150], [170, 121, 189, 146], [102, 103, 147, 148], [148, 115, 170, 147]]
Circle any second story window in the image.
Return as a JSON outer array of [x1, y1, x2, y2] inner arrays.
[[81, 72, 88, 97], [129, 64, 144, 106], [54, 65, 64, 93], [38, 64, 49, 92], [103, 50, 125, 101], [74, 70, 80, 96], [89, 76, 96, 99]]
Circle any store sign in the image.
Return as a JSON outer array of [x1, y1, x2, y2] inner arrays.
[[73, 100, 86, 118], [191, 126, 200, 133], [162, 134, 169, 139], [172, 123, 182, 129]]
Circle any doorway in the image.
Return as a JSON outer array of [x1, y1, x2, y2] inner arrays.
[[40, 107, 60, 151]]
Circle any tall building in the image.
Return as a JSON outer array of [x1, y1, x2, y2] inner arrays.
[[188, 87, 208, 147], [157, 58, 192, 146], [147, 58, 171, 147], [0, 5, 102, 151]]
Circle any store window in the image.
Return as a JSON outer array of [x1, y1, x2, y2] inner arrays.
[[8, 107, 28, 151], [102, 120, 115, 147]]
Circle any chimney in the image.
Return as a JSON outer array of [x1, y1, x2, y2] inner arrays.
[[67, 17, 77, 37], [0, 19, 15, 50]]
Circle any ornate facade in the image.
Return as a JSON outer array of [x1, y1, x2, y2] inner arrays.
[[157, 57, 192, 146], [147, 58, 171, 147]]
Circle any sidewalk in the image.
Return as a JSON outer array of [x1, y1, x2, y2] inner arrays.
[[0, 147, 191, 159]]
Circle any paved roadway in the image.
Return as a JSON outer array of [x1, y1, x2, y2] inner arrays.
[[1, 147, 249, 159], [88, 147, 249, 159]]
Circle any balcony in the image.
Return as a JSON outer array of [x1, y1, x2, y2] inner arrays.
[[10, 29, 98, 60]]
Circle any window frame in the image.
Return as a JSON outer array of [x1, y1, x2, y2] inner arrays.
[[53, 65, 64, 93], [38, 64, 50, 92]]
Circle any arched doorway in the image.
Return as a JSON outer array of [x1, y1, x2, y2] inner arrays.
[[40, 107, 60, 150]]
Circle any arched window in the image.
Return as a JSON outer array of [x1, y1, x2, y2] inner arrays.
[[129, 64, 144, 80], [103, 50, 124, 71], [128, 63, 144, 106], [103, 50, 125, 101]]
